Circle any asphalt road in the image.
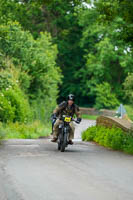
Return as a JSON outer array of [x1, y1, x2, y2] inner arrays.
[[0, 120, 133, 200]]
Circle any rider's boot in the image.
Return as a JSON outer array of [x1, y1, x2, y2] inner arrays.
[[68, 140, 73, 145], [51, 137, 58, 142]]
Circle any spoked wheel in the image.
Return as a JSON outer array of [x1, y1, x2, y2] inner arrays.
[[60, 133, 67, 152], [57, 131, 62, 151]]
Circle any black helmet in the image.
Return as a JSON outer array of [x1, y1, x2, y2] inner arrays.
[[67, 94, 75, 101]]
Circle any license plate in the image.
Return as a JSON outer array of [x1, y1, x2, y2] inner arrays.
[[64, 117, 71, 122]]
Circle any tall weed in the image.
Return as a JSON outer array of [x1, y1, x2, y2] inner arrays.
[[3, 121, 51, 139]]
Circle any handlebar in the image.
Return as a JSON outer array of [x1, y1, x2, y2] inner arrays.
[[51, 115, 80, 124], [71, 118, 79, 124]]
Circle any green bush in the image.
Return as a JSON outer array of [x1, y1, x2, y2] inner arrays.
[[0, 87, 32, 123], [82, 126, 96, 141], [122, 130, 133, 154], [0, 93, 15, 122], [0, 22, 61, 106], [95, 82, 119, 109], [123, 73, 133, 105], [0, 23, 62, 123], [0, 123, 6, 140], [0, 73, 13, 90], [82, 125, 133, 154]]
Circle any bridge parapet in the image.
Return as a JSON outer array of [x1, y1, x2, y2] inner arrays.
[[96, 116, 132, 132]]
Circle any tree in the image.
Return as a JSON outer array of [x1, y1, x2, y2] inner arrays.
[[75, 1, 133, 106], [0, 0, 88, 105], [94, 0, 133, 43], [95, 82, 119, 109], [0, 22, 62, 120], [0, 0, 133, 108], [0, 56, 32, 123]]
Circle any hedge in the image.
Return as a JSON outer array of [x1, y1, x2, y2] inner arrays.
[[82, 125, 133, 154]]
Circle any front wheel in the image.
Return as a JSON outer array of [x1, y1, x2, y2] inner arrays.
[[60, 132, 67, 152], [58, 132, 62, 151]]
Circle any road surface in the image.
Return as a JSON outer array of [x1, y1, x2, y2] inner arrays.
[[0, 120, 133, 200]]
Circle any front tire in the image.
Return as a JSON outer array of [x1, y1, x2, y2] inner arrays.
[[60, 132, 67, 152], [57, 132, 62, 151]]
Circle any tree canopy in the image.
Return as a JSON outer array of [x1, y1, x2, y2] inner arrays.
[[0, 0, 133, 117]]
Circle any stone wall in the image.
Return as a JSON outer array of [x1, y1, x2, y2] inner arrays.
[[96, 116, 132, 132], [80, 107, 115, 117]]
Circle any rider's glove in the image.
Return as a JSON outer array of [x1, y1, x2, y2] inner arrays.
[[76, 118, 82, 124]]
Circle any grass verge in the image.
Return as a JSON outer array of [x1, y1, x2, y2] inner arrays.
[[0, 120, 51, 139], [82, 114, 98, 120], [125, 105, 133, 121]]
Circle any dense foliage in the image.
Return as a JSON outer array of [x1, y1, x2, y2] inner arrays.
[[0, 0, 133, 108], [123, 73, 133, 106], [95, 82, 119, 109], [77, 1, 133, 105], [0, 22, 61, 125], [82, 125, 133, 154]]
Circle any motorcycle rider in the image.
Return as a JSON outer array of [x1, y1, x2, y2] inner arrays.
[[51, 94, 82, 145]]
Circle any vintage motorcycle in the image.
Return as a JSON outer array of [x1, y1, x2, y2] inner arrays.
[[57, 115, 78, 152]]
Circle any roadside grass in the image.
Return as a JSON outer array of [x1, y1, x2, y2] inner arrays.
[[82, 114, 98, 120], [0, 120, 51, 139], [124, 105, 133, 121]]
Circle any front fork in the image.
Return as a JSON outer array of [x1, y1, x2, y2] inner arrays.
[[58, 125, 70, 145], [63, 126, 70, 147]]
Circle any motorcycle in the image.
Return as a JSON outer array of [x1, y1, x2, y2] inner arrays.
[[57, 115, 78, 152]]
